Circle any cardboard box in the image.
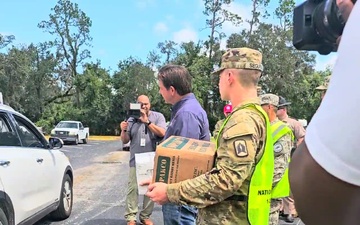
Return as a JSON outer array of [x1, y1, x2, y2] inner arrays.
[[152, 136, 216, 184]]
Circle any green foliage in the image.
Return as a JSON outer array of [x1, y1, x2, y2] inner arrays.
[[0, 0, 332, 135], [0, 34, 15, 49], [35, 101, 83, 134]]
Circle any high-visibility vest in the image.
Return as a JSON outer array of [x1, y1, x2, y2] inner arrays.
[[216, 103, 274, 225], [270, 121, 294, 199]]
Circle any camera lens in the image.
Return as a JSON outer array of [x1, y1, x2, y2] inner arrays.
[[312, 0, 345, 43]]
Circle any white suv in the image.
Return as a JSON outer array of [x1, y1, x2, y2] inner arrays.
[[0, 104, 73, 225]]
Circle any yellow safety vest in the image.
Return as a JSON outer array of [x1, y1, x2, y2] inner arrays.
[[270, 121, 294, 199], [216, 103, 274, 225]]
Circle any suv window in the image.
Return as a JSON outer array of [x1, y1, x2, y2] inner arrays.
[[13, 115, 45, 148], [0, 112, 21, 146]]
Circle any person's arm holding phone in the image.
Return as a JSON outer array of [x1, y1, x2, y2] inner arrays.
[[290, 2, 360, 225]]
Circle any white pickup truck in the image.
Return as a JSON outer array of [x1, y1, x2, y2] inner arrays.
[[50, 121, 89, 144]]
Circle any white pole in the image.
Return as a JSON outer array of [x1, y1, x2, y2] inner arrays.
[[0, 92, 3, 104]]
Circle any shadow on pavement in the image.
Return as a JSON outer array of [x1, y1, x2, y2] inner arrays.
[[34, 220, 52, 225], [83, 219, 126, 225]]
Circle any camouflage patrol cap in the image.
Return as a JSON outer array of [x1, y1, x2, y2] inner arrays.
[[212, 47, 263, 75], [315, 75, 332, 91], [260, 94, 279, 107]]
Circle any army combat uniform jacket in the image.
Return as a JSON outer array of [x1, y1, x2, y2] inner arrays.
[[167, 99, 268, 225]]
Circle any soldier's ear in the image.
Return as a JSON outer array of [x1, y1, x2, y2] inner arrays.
[[227, 71, 236, 84]]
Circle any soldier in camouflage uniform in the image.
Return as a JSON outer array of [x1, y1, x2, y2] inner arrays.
[[260, 94, 293, 225], [145, 48, 273, 225], [276, 96, 305, 223], [315, 75, 332, 100]]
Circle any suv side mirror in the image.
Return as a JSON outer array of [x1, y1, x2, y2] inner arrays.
[[49, 137, 64, 149]]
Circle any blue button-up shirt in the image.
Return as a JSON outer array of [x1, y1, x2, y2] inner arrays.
[[165, 93, 210, 141]]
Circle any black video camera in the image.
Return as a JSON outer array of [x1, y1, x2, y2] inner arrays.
[[293, 0, 346, 55], [127, 103, 142, 120]]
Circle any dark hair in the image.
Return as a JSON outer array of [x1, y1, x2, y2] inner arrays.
[[157, 64, 192, 96]]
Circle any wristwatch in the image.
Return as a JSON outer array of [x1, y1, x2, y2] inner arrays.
[[146, 120, 152, 126]]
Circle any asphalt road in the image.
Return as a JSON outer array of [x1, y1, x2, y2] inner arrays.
[[34, 140, 304, 225], [35, 140, 164, 225]]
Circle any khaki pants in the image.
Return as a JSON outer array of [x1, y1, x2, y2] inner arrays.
[[282, 195, 297, 215], [124, 167, 154, 221]]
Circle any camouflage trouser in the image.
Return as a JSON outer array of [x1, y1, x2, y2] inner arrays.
[[269, 198, 282, 225]]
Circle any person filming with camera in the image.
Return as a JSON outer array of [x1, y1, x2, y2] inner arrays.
[[290, 0, 359, 224], [120, 94, 167, 225]]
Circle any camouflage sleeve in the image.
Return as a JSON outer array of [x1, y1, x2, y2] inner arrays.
[[167, 110, 264, 208], [272, 133, 292, 187]]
